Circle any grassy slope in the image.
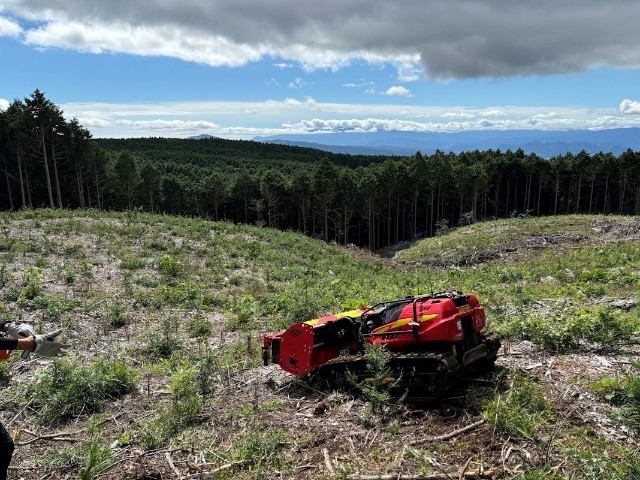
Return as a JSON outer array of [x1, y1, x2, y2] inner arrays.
[[0, 210, 638, 479]]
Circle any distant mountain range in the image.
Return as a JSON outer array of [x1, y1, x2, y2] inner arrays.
[[253, 128, 640, 158]]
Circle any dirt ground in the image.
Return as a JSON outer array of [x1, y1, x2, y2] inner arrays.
[[5, 336, 637, 480]]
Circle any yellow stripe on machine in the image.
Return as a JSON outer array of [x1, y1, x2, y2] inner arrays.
[[304, 309, 366, 326], [375, 313, 438, 333]]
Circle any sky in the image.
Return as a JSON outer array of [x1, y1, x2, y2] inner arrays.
[[1, 0, 640, 140]]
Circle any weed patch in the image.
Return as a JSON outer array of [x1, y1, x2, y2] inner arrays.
[[26, 358, 138, 424], [138, 366, 203, 449], [593, 361, 640, 428], [495, 303, 638, 353], [483, 373, 552, 440]]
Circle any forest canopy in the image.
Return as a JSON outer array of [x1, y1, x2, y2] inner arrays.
[[2, 90, 640, 250]]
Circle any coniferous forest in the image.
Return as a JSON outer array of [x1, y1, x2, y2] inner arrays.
[[2, 90, 640, 250]]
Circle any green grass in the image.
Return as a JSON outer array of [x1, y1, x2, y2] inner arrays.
[[25, 357, 138, 423], [0, 209, 639, 478], [395, 215, 632, 265], [483, 373, 553, 440]]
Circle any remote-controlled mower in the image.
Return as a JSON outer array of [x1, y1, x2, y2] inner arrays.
[[262, 290, 500, 400]]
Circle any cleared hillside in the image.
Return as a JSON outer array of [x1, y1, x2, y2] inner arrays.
[[0, 210, 638, 479]]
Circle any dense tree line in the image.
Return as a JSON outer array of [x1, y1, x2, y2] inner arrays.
[[0, 90, 108, 211], [2, 91, 640, 250]]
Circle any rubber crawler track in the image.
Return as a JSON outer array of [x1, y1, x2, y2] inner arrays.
[[312, 333, 500, 402]]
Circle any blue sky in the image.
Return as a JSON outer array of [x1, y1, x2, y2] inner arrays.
[[1, 0, 640, 139]]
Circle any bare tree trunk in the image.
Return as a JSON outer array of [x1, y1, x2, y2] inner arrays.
[[619, 177, 627, 213], [429, 189, 434, 236], [75, 158, 85, 209], [50, 139, 63, 208], [387, 194, 392, 247], [25, 166, 33, 208], [505, 179, 510, 215], [94, 162, 102, 210], [395, 194, 400, 243], [3, 155, 14, 210], [16, 148, 26, 208], [344, 205, 348, 245], [324, 207, 329, 242], [553, 174, 560, 215], [413, 188, 418, 238], [494, 175, 501, 217], [40, 130, 55, 208]]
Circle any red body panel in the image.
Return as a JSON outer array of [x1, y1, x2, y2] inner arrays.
[[263, 292, 486, 378], [263, 308, 366, 377], [369, 293, 485, 348]]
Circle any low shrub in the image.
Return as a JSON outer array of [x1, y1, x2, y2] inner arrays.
[[593, 361, 640, 428], [233, 427, 288, 471], [496, 303, 638, 353], [483, 373, 552, 439], [138, 366, 203, 449], [26, 357, 138, 423]]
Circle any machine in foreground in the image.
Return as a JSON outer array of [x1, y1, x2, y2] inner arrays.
[[262, 290, 500, 400]]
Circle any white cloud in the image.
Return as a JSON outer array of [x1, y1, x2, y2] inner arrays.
[[23, 20, 269, 67], [6, 1, 640, 79], [397, 62, 423, 82], [443, 111, 475, 119], [57, 98, 640, 139], [385, 86, 412, 97], [288, 77, 308, 89], [343, 81, 375, 88], [620, 99, 640, 114], [115, 119, 220, 130], [282, 96, 317, 106], [0, 14, 21, 37], [480, 109, 507, 117], [532, 112, 560, 119], [0, 98, 9, 111]]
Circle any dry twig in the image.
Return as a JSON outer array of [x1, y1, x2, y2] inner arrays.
[[323, 448, 335, 476], [409, 419, 486, 446], [165, 451, 183, 479], [347, 469, 497, 480], [15, 428, 83, 446]]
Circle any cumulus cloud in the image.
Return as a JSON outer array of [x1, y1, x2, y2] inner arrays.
[[532, 112, 560, 119], [115, 119, 220, 130], [57, 97, 640, 139], [4, 0, 640, 79], [480, 109, 507, 118], [0, 14, 21, 37], [281, 97, 317, 107], [443, 112, 475, 119], [620, 99, 640, 114], [397, 62, 423, 82], [0, 98, 9, 111], [22, 20, 268, 67], [385, 86, 412, 97]]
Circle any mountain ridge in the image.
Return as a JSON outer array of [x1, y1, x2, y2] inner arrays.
[[254, 127, 640, 157]]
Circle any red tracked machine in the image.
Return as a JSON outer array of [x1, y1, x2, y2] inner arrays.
[[263, 291, 500, 400]]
